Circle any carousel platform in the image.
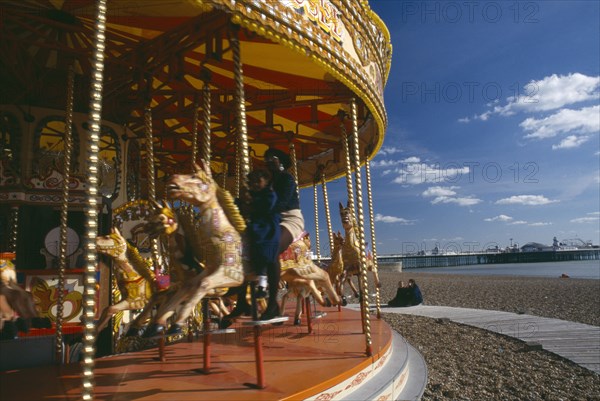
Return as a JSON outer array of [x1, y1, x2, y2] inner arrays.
[[0, 306, 427, 401]]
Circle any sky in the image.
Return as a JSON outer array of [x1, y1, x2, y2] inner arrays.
[[299, 0, 600, 256]]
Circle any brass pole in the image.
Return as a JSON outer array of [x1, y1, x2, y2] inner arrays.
[[82, 0, 107, 398], [202, 83, 211, 169], [321, 172, 334, 255], [313, 182, 320, 262], [8, 207, 18, 253], [288, 141, 299, 195], [231, 25, 249, 193], [56, 64, 75, 363], [191, 98, 199, 167], [350, 99, 372, 357], [364, 152, 381, 319], [341, 124, 355, 215], [144, 107, 160, 269]]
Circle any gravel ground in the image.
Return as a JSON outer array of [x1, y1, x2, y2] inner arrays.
[[366, 270, 600, 400]]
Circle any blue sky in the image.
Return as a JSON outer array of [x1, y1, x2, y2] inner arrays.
[[300, 0, 600, 256]]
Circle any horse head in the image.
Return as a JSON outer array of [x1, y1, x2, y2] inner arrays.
[[332, 231, 345, 252], [339, 202, 354, 231], [96, 227, 127, 260], [0, 254, 17, 286], [165, 161, 216, 206]]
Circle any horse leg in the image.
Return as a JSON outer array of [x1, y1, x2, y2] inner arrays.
[[347, 275, 360, 299], [96, 300, 128, 333], [294, 293, 303, 325], [371, 267, 381, 288]]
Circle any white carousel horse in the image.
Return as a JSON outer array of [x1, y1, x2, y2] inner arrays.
[[141, 162, 245, 337]]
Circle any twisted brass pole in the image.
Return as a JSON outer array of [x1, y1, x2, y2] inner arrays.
[[364, 153, 381, 319], [56, 64, 75, 363], [289, 142, 299, 192], [341, 125, 355, 215], [82, 0, 107, 398], [350, 99, 372, 357], [313, 182, 320, 262], [202, 83, 211, 169], [8, 207, 18, 252], [321, 173, 334, 255], [221, 162, 228, 189], [144, 107, 160, 269], [234, 134, 240, 197], [191, 99, 199, 167], [231, 26, 249, 192]]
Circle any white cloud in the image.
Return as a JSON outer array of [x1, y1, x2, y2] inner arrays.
[[423, 186, 481, 207], [509, 220, 528, 225], [431, 196, 481, 206], [379, 146, 402, 155], [521, 105, 600, 139], [529, 222, 552, 226], [495, 195, 558, 206], [371, 159, 402, 168], [552, 135, 593, 150], [374, 213, 415, 224], [393, 162, 469, 185], [503, 73, 600, 114], [462, 73, 600, 122], [422, 186, 458, 197], [484, 214, 513, 222], [571, 212, 600, 223]]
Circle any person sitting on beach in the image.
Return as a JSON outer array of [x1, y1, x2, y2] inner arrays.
[[387, 281, 412, 307], [407, 279, 423, 306]]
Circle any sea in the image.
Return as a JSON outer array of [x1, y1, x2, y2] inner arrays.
[[403, 260, 600, 279]]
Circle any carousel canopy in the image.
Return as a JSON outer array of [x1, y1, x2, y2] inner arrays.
[[0, 0, 392, 186]]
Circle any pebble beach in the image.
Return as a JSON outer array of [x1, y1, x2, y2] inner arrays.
[[373, 270, 600, 400]]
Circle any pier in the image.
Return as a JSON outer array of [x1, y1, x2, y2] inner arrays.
[[378, 249, 599, 269]]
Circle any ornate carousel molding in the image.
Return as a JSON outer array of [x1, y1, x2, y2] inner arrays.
[[209, 0, 392, 158]]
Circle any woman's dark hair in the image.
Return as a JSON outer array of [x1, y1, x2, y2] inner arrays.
[[264, 147, 291, 170]]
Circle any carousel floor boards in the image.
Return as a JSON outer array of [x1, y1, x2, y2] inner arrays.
[[0, 306, 425, 400]]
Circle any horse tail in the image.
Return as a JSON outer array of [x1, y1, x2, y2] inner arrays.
[[216, 186, 247, 234]]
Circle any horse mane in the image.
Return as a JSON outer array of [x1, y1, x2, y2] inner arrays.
[[216, 186, 247, 234], [125, 242, 156, 283]]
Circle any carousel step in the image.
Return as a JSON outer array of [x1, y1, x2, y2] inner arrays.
[[305, 330, 427, 401], [337, 331, 427, 401]]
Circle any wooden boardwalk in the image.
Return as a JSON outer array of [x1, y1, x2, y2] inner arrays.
[[353, 304, 600, 374]]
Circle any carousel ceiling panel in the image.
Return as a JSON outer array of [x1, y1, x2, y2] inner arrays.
[[0, 0, 392, 186]]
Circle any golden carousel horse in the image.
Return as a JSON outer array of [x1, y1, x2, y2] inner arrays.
[[326, 231, 351, 305], [278, 232, 340, 310], [95, 228, 157, 333], [337, 202, 380, 300], [0, 255, 38, 337]]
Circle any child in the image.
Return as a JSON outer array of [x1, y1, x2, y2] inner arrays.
[[246, 169, 281, 299]]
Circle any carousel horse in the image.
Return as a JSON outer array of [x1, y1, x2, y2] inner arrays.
[[326, 231, 351, 305], [337, 202, 380, 300], [278, 232, 340, 311], [141, 162, 246, 337], [0, 255, 38, 337], [95, 228, 158, 333], [142, 163, 339, 335]]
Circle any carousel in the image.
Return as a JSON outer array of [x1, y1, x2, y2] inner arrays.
[[0, 1, 425, 400]]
